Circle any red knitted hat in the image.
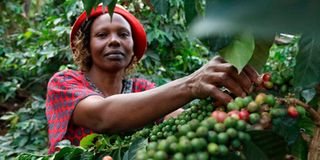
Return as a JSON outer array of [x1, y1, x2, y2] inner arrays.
[[70, 5, 147, 61]]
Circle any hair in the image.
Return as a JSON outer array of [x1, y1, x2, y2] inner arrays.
[[72, 17, 137, 74], [73, 30, 91, 72]]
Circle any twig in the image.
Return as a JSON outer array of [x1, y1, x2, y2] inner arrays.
[[278, 97, 320, 126]]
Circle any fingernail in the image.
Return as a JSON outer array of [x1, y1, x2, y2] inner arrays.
[[249, 85, 254, 92], [256, 77, 262, 85]]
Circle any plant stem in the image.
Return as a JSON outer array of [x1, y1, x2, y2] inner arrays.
[[278, 97, 320, 126]]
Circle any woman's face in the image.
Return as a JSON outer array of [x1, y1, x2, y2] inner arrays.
[[89, 13, 134, 72]]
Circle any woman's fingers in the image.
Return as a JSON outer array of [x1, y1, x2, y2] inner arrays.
[[238, 72, 252, 93], [207, 72, 246, 97], [210, 63, 252, 93], [206, 84, 233, 105], [243, 65, 261, 85], [211, 56, 261, 92], [192, 56, 260, 101]]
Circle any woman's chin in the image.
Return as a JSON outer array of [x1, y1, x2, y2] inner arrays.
[[102, 64, 127, 73]]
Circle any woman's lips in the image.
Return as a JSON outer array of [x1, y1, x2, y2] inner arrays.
[[104, 51, 124, 60]]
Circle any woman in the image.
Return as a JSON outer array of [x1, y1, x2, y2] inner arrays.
[[45, 5, 260, 154]]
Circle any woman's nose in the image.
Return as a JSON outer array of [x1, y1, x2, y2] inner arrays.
[[108, 34, 120, 47]]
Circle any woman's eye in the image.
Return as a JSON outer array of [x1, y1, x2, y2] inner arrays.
[[97, 33, 107, 38], [120, 32, 129, 38]]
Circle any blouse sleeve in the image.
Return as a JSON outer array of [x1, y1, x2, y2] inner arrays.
[[45, 70, 98, 153], [131, 78, 156, 92]]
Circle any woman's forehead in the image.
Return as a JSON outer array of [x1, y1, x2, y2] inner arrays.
[[92, 13, 131, 30]]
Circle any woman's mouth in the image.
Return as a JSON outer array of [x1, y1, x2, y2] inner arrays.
[[104, 51, 125, 60]]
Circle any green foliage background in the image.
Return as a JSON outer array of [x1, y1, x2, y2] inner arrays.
[[0, 0, 208, 158]]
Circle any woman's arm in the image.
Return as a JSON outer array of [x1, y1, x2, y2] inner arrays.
[[72, 56, 260, 133], [73, 76, 193, 133]]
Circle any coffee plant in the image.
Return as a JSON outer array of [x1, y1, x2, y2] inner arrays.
[[15, 88, 312, 159]]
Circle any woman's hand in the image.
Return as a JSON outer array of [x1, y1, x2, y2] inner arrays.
[[187, 56, 260, 104]]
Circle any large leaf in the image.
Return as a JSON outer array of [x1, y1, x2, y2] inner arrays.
[[298, 116, 316, 136], [82, 0, 100, 15], [16, 153, 49, 160], [82, 0, 117, 17], [191, 0, 320, 37], [243, 141, 268, 160], [123, 138, 148, 160], [150, 0, 169, 15], [110, 148, 123, 160], [219, 32, 255, 73], [290, 135, 308, 160], [245, 130, 288, 160], [80, 133, 100, 149], [64, 148, 86, 160], [184, 0, 197, 26], [294, 35, 320, 89], [106, 0, 117, 20], [301, 88, 317, 103], [53, 147, 85, 160], [198, 34, 233, 53], [80, 152, 95, 160], [272, 117, 300, 145], [248, 35, 274, 73]]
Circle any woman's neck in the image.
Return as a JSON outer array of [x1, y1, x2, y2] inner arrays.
[[87, 67, 125, 96]]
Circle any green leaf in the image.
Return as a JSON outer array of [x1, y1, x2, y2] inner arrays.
[[197, 0, 320, 36], [122, 138, 148, 160], [16, 153, 46, 160], [246, 130, 288, 160], [80, 152, 95, 160], [298, 116, 316, 136], [106, 0, 117, 20], [150, 0, 169, 15], [18, 137, 29, 147], [301, 88, 317, 103], [198, 35, 233, 53], [290, 135, 308, 160], [110, 148, 122, 160], [147, 51, 160, 61], [294, 35, 320, 88], [52, 147, 87, 160], [53, 147, 73, 160], [0, 112, 16, 121], [184, 0, 197, 25], [80, 133, 100, 149], [64, 147, 85, 160], [23, 31, 33, 39], [82, 0, 101, 16], [272, 117, 300, 145], [102, 0, 112, 8], [248, 35, 274, 73], [219, 32, 255, 73], [83, 0, 116, 21], [243, 140, 268, 160], [55, 139, 72, 149]]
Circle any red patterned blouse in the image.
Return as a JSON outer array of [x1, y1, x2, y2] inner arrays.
[[45, 69, 155, 154]]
